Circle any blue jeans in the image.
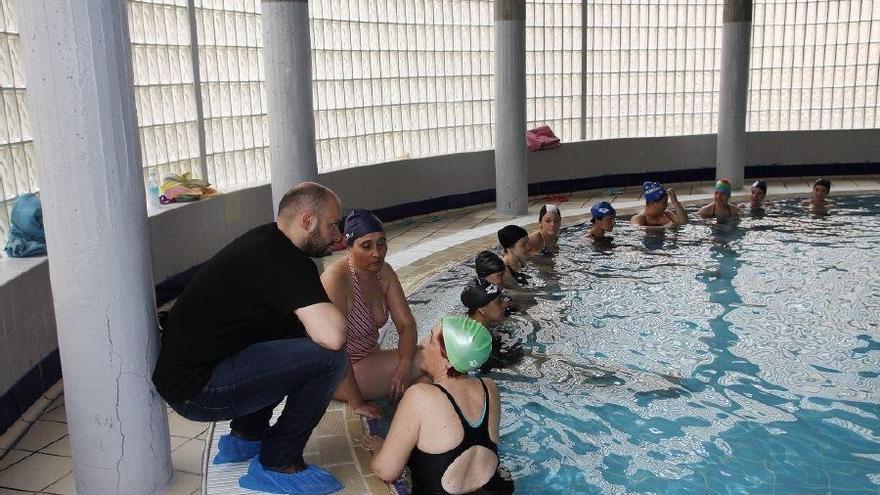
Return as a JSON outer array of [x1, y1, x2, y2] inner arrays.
[[169, 338, 347, 469]]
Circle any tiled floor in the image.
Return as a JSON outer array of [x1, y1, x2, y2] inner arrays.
[[2, 175, 879, 495]]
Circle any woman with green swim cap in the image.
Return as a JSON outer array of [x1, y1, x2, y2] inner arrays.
[[698, 179, 740, 221], [365, 316, 513, 495]]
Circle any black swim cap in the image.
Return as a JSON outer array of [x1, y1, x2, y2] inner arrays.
[[814, 178, 831, 191], [752, 180, 767, 193], [343, 208, 384, 246], [474, 251, 505, 278], [460, 278, 503, 310], [498, 225, 528, 249]]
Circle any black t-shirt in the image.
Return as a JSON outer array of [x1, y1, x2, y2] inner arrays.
[[152, 223, 330, 403]]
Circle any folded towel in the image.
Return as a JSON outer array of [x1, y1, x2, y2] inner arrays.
[[4, 193, 47, 258], [526, 125, 561, 151]]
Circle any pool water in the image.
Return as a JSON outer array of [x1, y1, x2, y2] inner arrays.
[[397, 195, 880, 494]]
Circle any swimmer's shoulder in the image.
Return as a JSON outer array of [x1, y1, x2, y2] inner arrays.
[[630, 212, 647, 226]]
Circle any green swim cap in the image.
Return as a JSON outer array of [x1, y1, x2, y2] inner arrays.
[[441, 316, 492, 373]]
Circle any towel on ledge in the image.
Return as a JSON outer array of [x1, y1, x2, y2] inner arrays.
[[4, 193, 47, 257], [526, 125, 561, 151]]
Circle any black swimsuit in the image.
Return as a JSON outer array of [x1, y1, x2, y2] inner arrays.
[[407, 380, 514, 495], [505, 265, 529, 285]]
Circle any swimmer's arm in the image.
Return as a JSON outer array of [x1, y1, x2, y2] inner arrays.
[[697, 204, 714, 218], [630, 212, 647, 226], [667, 189, 688, 224], [525, 231, 544, 255], [295, 302, 346, 350], [320, 262, 351, 315], [371, 387, 423, 482], [384, 265, 417, 365], [729, 203, 740, 216]]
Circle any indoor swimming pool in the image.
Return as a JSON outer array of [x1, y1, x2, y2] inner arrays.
[[395, 195, 880, 494]]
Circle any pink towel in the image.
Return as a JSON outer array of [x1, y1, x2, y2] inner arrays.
[[526, 125, 561, 151]]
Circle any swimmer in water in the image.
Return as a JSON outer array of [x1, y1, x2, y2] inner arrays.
[[474, 251, 519, 314], [474, 251, 505, 286], [740, 180, 767, 213], [461, 278, 524, 372], [631, 181, 688, 228], [801, 178, 833, 209], [526, 204, 561, 256], [698, 179, 739, 222], [588, 201, 616, 240], [497, 225, 530, 288]]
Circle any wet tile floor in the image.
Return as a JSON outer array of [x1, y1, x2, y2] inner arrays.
[[2, 176, 879, 494]]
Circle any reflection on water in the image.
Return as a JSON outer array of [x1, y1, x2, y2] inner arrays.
[[391, 196, 880, 494]]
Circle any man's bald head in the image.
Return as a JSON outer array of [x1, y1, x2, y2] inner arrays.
[[277, 182, 341, 225]]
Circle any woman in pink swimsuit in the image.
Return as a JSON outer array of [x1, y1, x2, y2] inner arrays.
[[322, 209, 424, 419]]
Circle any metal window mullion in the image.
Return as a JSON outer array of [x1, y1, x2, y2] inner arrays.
[[849, 0, 861, 129], [206, 3, 225, 184], [186, 0, 210, 183], [367, 6, 380, 161], [159, 5, 180, 175], [827, 1, 839, 129], [865, 0, 875, 128], [580, 0, 587, 140]]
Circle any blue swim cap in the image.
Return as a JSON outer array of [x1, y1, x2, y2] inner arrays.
[[643, 181, 666, 203], [590, 201, 616, 220], [343, 209, 384, 246]]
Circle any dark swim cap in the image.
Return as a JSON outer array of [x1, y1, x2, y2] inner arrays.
[[643, 181, 667, 203], [498, 225, 528, 249], [590, 201, 616, 221], [474, 251, 505, 278], [752, 180, 767, 193], [343, 208, 384, 246], [460, 278, 503, 310], [814, 178, 831, 191]]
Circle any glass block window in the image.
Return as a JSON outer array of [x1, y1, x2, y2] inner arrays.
[[195, 0, 269, 188], [526, 0, 583, 141], [0, 0, 36, 241], [582, 1, 724, 140], [748, 0, 880, 131], [309, 0, 495, 172], [128, 0, 202, 187]]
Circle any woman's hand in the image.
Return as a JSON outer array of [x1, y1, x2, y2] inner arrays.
[[353, 401, 384, 419], [389, 360, 412, 401], [362, 434, 385, 454]]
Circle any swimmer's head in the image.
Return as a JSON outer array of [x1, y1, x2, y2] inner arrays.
[[714, 179, 732, 201], [752, 180, 767, 193], [590, 201, 616, 222], [474, 250, 505, 283], [343, 208, 384, 246], [813, 179, 831, 200], [461, 278, 505, 322], [643, 181, 667, 204], [439, 316, 492, 373], [498, 225, 529, 255], [751, 180, 767, 204], [590, 201, 617, 232], [538, 204, 562, 236]]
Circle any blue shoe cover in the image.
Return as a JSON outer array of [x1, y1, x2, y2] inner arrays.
[[239, 457, 343, 495], [213, 434, 261, 464]]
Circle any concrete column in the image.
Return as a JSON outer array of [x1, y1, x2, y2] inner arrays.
[[717, 0, 753, 189], [494, 0, 528, 216], [263, 0, 318, 218], [17, 2, 172, 495]]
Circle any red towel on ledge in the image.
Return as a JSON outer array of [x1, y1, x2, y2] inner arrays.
[[526, 125, 561, 151]]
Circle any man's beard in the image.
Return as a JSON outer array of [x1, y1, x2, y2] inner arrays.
[[302, 227, 331, 257]]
